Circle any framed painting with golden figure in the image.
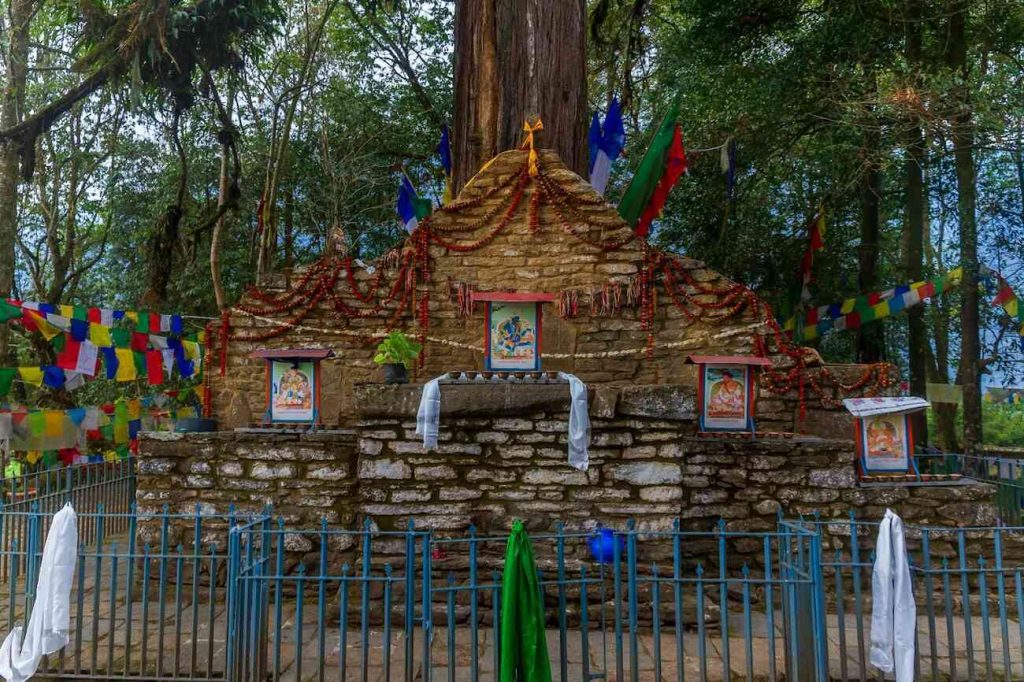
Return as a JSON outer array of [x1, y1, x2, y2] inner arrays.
[[687, 355, 772, 434], [251, 348, 334, 427], [858, 413, 913, 473]]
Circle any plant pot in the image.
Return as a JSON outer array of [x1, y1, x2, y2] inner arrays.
[[382, 363, 409, 384]]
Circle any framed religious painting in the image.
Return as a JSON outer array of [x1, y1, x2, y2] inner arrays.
[[844, 397, 929, 478], [251, 349, 334, 427], [685, 355, 772, 434], [473, 292, 555, 372]]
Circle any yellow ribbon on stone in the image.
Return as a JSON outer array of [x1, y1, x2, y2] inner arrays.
[[522, 118, 544, 177]]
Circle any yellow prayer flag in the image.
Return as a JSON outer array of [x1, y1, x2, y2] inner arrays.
[[782, 317, 796, 332], [840, 298, 856, 315], [114, 348, 137, 382], [801, 325, 819, 341], [911, 280, 926, 290], [872, 301, 891, 319], [25, 450, 40, 465], [947, 267, 963, 284], [197, 331, 206, 344], [18, 367, 43, 387], [114, 423, 129, 444], [89, 323, 113, 348], [43, 411, 63, 437], [26, 311, 60, 341], [125, 311, 138, 324], [128, 399, 141, 420], [183, 340, 200, 361], [1005, 299, 1019, 318], [59, 305, 74, 318]]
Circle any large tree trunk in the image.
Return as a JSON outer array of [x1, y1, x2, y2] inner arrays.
[[902, 0, 929, 443], [452, 0, 588, 194], [947, 1, 982, 451], [0, 0, 31, 360]]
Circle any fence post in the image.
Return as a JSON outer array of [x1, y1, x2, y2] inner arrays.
[[225, 525, 240, 681]]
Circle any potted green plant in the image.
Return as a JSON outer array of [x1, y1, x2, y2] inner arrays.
[[373, 331, 422, 384]]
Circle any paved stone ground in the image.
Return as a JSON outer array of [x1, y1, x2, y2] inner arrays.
[[2, 546, 1022, 681]]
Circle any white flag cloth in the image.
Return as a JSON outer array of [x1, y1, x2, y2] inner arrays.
[[0, 503, 78, 682], [74, 341, 99, 376], [869, 508, 916, 682], [557, 372, 591, 471], [415, 377, 443, 450]]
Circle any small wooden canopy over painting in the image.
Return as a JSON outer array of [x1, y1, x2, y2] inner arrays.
[[250, 348, 335, 428], [472, 292, 554, 372], [684, 355, 772, 435], [843, 396, 930, 479]]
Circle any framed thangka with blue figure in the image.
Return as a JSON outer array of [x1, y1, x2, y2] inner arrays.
[[473, 292, 555, 371], [251, 348, 334, 427], [685, 355, 773, 435]]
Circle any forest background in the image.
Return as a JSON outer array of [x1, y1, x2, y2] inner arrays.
[[0, 0, 1022, 448]]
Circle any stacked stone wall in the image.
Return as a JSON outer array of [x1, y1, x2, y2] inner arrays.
[[138, 383, 1001, 568]]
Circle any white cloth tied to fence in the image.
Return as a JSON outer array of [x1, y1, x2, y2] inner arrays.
[[0, 502, 78, 682], [415, 373, 591, 471], [869, 508, 916, 682]]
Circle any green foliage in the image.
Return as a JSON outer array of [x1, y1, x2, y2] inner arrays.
[[928, 402, 1024, 449], [373, 331, 422, 368]]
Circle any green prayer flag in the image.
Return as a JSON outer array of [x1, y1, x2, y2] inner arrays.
[[51, 334, 66, 353], [114, 401, 128, 426], [0, 299, 22, 323], [116, 444, 130, 460], [500, 520, 552, 682], [135, 314, 150, 333], [617, 101, 681, 228], [72, 306, 88, 321], [112, 328, 131, 348], [42, 451, 58, 468], [27, 411, 45, 437], [133, 351, 146, 375], [0, 368, 16, 397]]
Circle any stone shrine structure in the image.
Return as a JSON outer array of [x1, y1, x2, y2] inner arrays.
[[138, 146, 996, 552]]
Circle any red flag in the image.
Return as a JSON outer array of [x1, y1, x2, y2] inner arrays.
[[131, 332, 148, 352], [635, 124, 687, 238], [146, 350, 164, 385], [993, 284, 1015, 306], [87, 307, 101, 324], [149, 313, 161, 333], [57, 338, 81, 371]]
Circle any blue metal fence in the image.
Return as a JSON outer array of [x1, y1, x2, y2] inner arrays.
[[228, 517, 825, 682], [0, 457, 135, 579], [916, 452, 1024, 524], [793, 513, 1024, 681], [5, 500, 1024, 680]]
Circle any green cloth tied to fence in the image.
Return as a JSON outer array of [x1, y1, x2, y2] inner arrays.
[[500, 520, 552, 682]]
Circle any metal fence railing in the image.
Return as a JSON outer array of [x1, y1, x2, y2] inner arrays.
[[0, 458, 136, 582], [6, 500, 1024, 680], [228, 518, 827, 682], [792, 513, 1024, 682], [0, 504, 263, 681], [915, 452, 1024, 524]]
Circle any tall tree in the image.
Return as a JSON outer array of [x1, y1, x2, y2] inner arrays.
[[452, 0, 588, 193], [0, 0, 32, 357], [946, 0, 982, 451], [856, 104, 885, 363], [901, 0, 929, 440]]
